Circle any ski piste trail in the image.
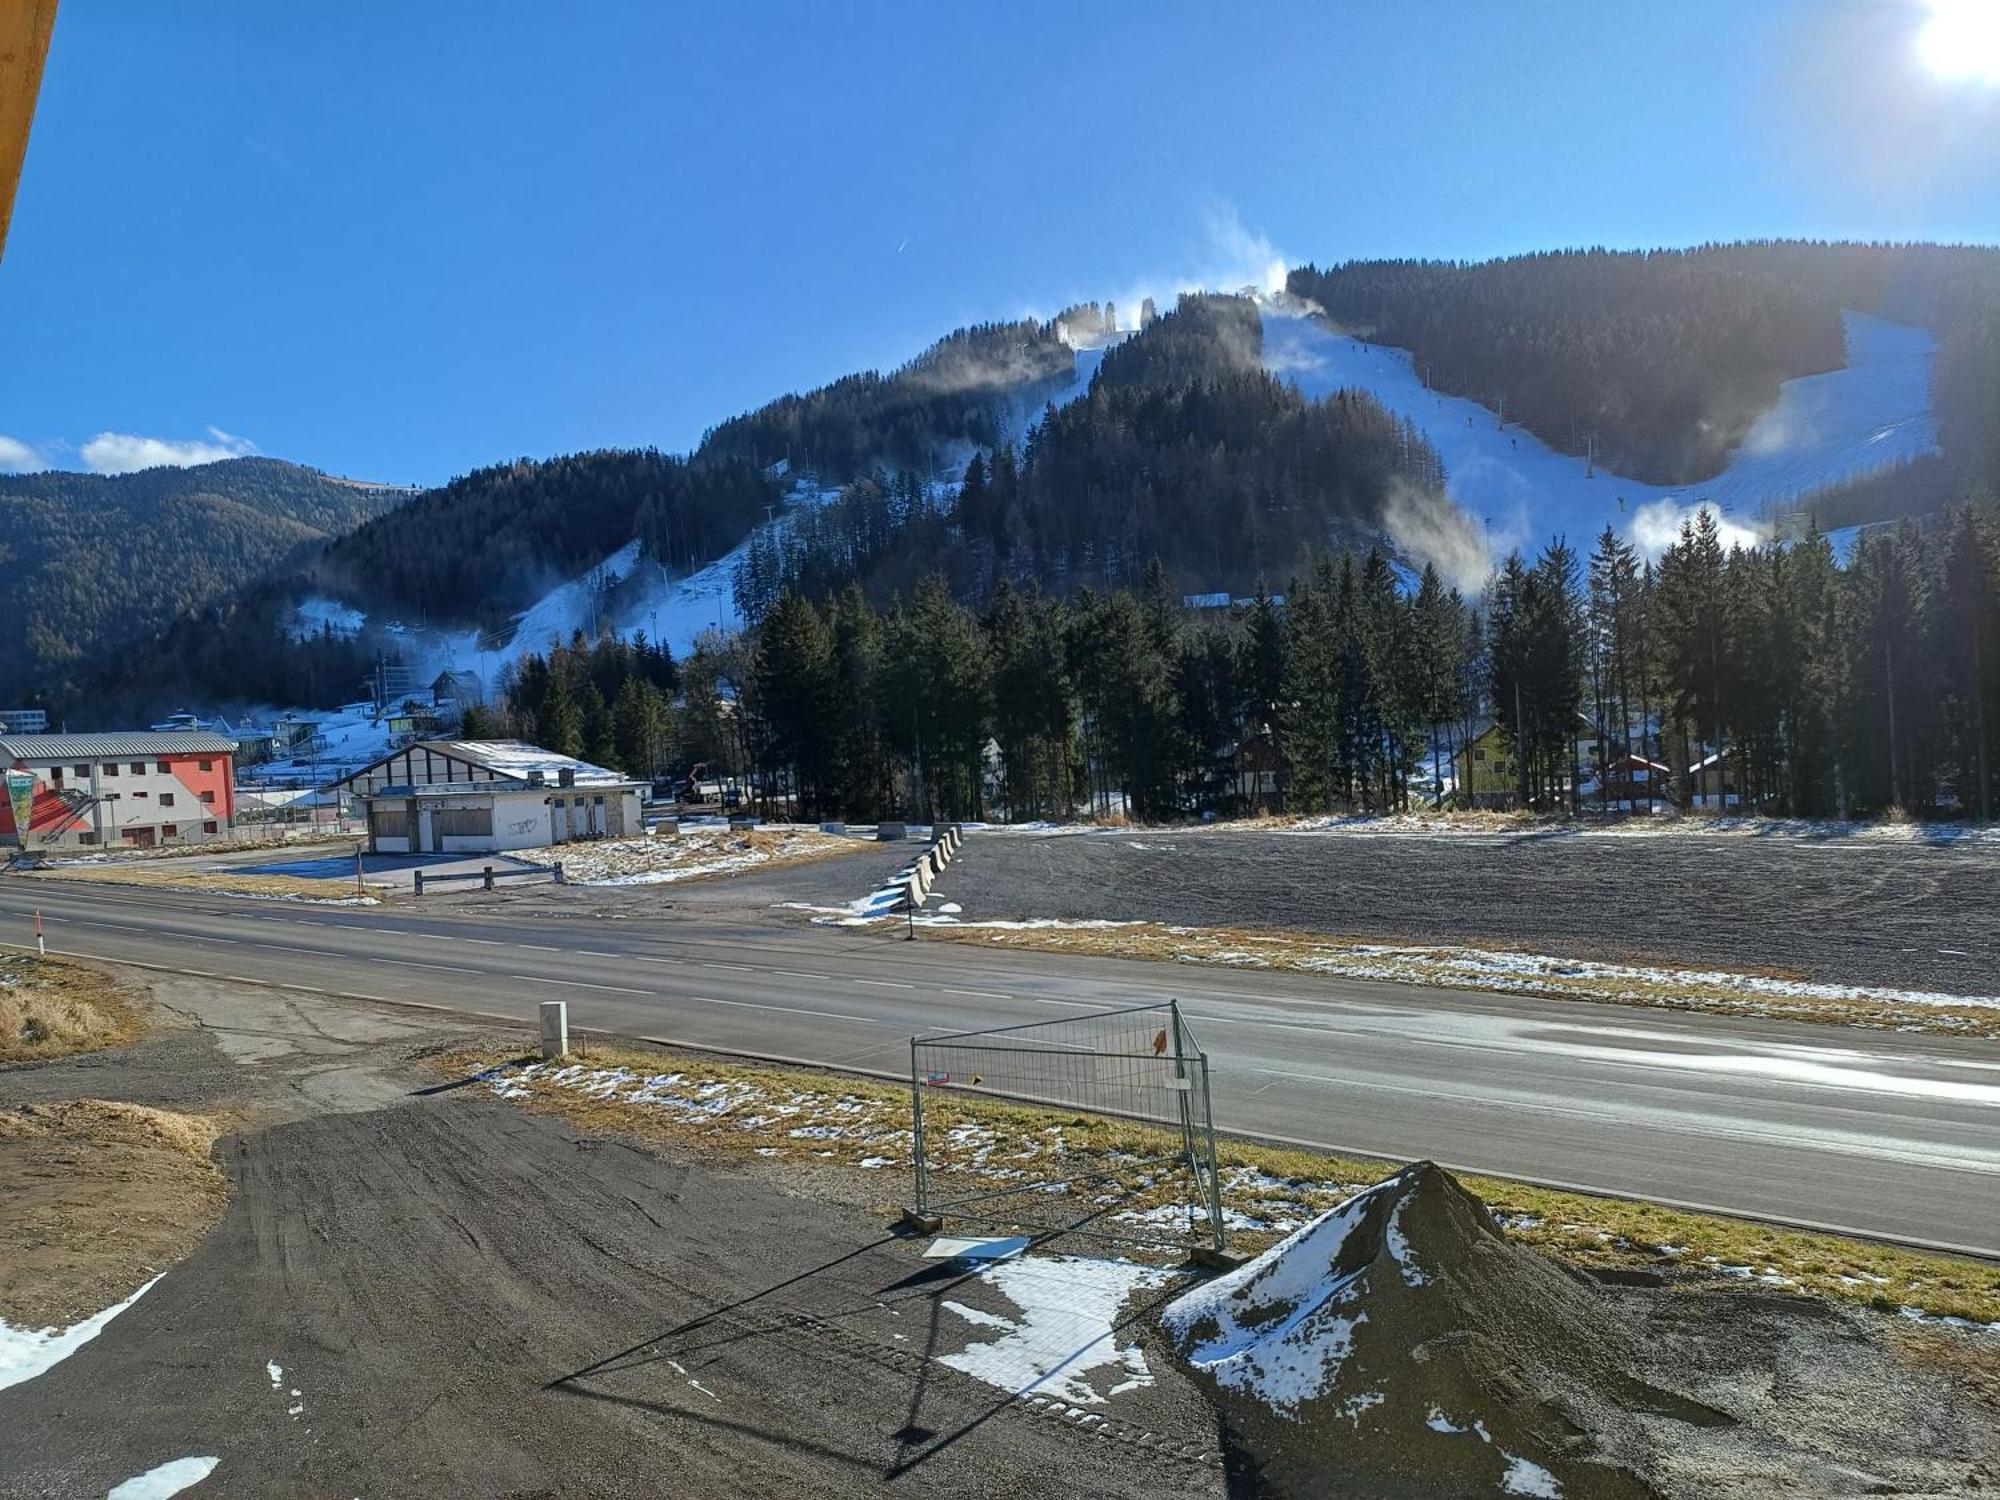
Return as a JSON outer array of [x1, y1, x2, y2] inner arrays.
[[1260, 299, 1939, 566]]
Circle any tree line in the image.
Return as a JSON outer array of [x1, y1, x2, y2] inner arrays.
[[485, 502, 1999, 827]]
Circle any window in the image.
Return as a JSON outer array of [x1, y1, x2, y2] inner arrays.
[[161, 823, 177, 838], [73, 764, 89, 778], [130, 762, 145, 775], [159, 792, 174, 807], [436, 806, 493, 837], [198, 790, 214, 804], [156, 761, 170, 774], [197, 759, 213, 772], [49, 767, 61, 783], [77, 831, 98, 845], [132, 790, 148, 799], [1473, 748, 1486, 763], [101, 763, 117, 776], [202, 820, 217, 834]]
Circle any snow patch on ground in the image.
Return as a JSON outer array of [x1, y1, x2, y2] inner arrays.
[[106, 1457, 220, 1500], [0, 1274, 162, 1393], [285, 596, 364, 642], [556, 825, 855, 886], [1279, 942, 2000, 1019], [938, 1254, 1176, 1407], [1162, 1180, 1393, 1411]]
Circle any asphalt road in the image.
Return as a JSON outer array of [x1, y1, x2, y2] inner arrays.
[[3, 877, 1996, 1258]]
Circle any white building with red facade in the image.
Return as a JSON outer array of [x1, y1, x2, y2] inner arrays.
[[0, 731, 239, 849]]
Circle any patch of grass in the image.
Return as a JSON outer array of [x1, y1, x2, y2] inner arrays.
[[0, 1097, 229, 1327], [440, 1039, 2000, 1325], [25, 864, 377, 904], [0, 955, 143, 1065], [911, 922, 2000, 1038]]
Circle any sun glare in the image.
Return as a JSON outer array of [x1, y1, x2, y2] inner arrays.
[[1917, 0, 2000, 84]]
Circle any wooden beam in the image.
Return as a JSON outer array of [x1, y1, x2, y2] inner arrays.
[[0, 0, 57, 266]]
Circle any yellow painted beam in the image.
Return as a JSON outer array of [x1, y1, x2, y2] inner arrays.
[[0, 0, 58, 266]]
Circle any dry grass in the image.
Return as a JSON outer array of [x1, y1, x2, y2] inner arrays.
[[1889, 1326, 2000, 1408], [0, 1097, 230, 1326], [439, 1039, 2000, 1325], [915, 921, 2000, 1038], [24, 863, 376, 904], [0, 955, 144, 1064], [556, 825, 862, 886]]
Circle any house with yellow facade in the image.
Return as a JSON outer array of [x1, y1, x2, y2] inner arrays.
[[1452, 722, 1520, 808]]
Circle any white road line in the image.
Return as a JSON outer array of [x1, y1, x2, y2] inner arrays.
[[944, 987, 1009, 1000], [701, 962, 757, 973], [852, 978, 915, 990], [371, 957, 482, 974], [770, 969, 825, 980], [578, 950, 622, 959], [458, 938, 508, 947], [515, 943, 563, 953], [514, 975, 652, 996], [686, 994, 883, 1025]]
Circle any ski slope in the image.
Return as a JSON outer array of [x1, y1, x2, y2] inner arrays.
[[1261, 304, 1940, 569]]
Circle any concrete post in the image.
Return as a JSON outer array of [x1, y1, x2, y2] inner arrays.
[[553, 861, 566, 885], [413, 869, 425, 897], [483, 865, 495, 891], [539, 1000, 568, 1060]]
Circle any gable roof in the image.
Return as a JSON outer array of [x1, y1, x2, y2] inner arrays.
[[325, 738, 641, 795], [417, 740, 631, 784]]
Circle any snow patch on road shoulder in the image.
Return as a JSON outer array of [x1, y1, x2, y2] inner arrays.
[[0, 1274, 163, 1393]]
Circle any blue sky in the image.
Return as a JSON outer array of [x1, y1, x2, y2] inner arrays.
[[3, 0, 1997, 486]]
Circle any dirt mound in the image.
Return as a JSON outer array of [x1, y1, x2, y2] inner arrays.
[[1163, 1162, 1716, 1497]]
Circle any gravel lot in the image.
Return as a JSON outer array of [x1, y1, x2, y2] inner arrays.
[[0, 1096, 1226, 1500], [924, 829, 2000, 996]]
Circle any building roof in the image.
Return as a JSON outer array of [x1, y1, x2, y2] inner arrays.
[[418, 740, 633, 785], [0, 731, 238, 761], [328, 739, 643, 796]]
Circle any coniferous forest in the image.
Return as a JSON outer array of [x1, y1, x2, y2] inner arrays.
[[477, 496, 2000, 826]]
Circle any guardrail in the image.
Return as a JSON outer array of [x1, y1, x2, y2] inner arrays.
[[898, 823, 962, 933], [411, 861, 561, 897]]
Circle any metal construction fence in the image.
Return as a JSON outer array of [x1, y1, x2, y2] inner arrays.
[[908, 1000, 1226, 1255]]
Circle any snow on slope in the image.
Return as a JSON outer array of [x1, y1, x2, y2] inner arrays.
[[1262, 304, 1939, 577]]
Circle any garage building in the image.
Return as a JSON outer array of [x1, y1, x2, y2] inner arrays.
[[328, 739, 645, 855]]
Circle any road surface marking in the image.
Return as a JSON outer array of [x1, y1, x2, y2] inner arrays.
[[458, 938, 508, 947], [515, 943, 563, 953], [685, 994, 883, 1025], [578, 950, 622, 959], [770, 969, 825, 980], [944, 987, 1009, 1000], [515, 975, 652, 996], [852, 978, 915, 990], [701, 962, 757, 973], [371, 957, 483, 974]]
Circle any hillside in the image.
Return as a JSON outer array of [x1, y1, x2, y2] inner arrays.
[[1288, 242, 2000, 501], [0, 458, 409, 708], [64, 239, 2000, 733]]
